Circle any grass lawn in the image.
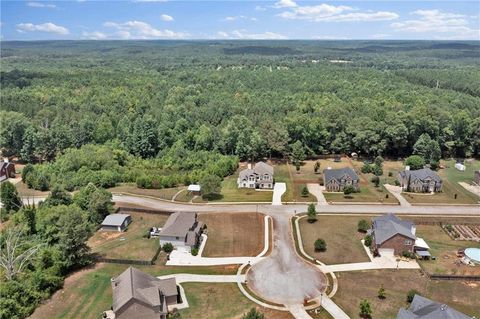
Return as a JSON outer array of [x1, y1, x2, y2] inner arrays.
[[415, 224, 480, 276], [402, 159, 480, 204], [179, 283, 293, 319], [199, 213, 266, 257], [29, 263, 240, 319], [214, 169, 272, 202], [275, 162, 317, 202], [108, 183, 185, 201], [15, 181, 50, 197], [333, 269, 480, 319], [298, 216, 371, 264], [88, 212, 169, 260]]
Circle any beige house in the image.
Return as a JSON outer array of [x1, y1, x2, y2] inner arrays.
[[398, 168, 442, 193], [159, 212, 204, 252], [323, 168, 359, 192], [237, 161, 274, 189]]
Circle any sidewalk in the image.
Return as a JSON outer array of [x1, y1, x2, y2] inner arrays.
[[273, 182, 286, 205], [307, 184, 328, 205]]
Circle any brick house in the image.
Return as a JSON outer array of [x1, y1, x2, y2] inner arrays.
[[323, 167, 360, 192], [369, 214, 416, 256], [0, 159, 15, 182], [398, 168, 442, 193]]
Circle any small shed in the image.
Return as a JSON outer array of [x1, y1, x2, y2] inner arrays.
[[101, 214, 132, 232], [455, 163, 466, 171], [187, 184, 201, 195]]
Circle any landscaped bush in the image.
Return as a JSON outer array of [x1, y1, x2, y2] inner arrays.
[[358, 220, 370, 233], [402, 250, 413, 258], [343, 185, 356, 196], [191, 247, 199, 256], [307, 203, 317, 223], [364, 235, 372, 247], [301, 186, 309, 197], [162, 243, 174, 253], [361, 163, 372, 174], [314, 238, 327, 252], [407, 289, 420, 303]]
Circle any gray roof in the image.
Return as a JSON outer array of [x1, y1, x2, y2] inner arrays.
[[399, 168, 441, 183], [101, 214, 130, 227], [372, 213, 416, 245], [159, 212, 202, 238], [238, 161, 274, 180], [323, 167, 359, 183], [112, 267, 177, 314], [396, 294, 472, 319]]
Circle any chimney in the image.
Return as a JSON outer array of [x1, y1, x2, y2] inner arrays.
[[111, 277, 117, 288], [3, 158, 8, 163], [247, 163, 252, 169]]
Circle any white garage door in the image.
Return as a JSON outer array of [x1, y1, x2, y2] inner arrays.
[[378, 248, 394, 257]]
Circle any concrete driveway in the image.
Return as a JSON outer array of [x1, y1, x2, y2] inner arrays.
[[307, 184, 327, 205], [384, 184, 411, 207], [272, 182, 286, 205]]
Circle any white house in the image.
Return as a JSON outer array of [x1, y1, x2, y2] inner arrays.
[[101, 214, 132, 232], [455, 163, 466, 171], [237, 162, 274, 189]]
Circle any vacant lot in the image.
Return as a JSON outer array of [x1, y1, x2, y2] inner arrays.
[[415, 224, 480, 276], [333, 269, 480, 319], [88, 212, 169, 260], [199, 213, 266, 257], [108, 183, 185, 201], [15, 181, 50, 197], [298, 215, 370, 264], [29, 262, 240, 319], [179, 283, 293, 319], [275, 162, 317, 202]]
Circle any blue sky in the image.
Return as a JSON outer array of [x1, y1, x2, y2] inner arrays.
[[1, 0, 479, 40]]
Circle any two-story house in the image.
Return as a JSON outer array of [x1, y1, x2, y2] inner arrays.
[[323, 167, 360, 192], [398, 168, 442, 193], [237, 162, 274, 189]]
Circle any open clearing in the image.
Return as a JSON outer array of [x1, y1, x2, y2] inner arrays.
[[108, 183, 185, 201], [415, 224, 480, 276], [274, 161, 317, 202], [199, 212, 266, 257], [298, 215, 371, 264], [333, 269, 480, 319], [88, 212, 169, 260], [179, 283, 293, 319]]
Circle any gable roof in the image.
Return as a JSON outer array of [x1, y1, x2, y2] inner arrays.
[[399, 168, 441, 183], [159, 212, 201, 238], [396, 294, 472, 319], [373, 213, 416, 245], [323, 167, 359, 183], [101, 214, 130, 227], [238, 161, 274, 180], [112, 267, 177, 314]]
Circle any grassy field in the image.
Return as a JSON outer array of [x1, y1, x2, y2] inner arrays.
[[333, 269, 480, 319], [108, 183, 185, 200], [275, 162, 317, 202], [402, 159, 480, 204], [416, 224, 480, 276], [29, 262, 240, 319], [199, 213, 266, 257], [298, 216, 371, 264], [178, 283, 293, 319], [88, 212, 169, 260], [15, 181, 50, 197], [214, 169, 273, 202]]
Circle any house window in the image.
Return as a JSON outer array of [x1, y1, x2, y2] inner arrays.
[[176, 237, 180, 240], [404, 240, 412, 245]]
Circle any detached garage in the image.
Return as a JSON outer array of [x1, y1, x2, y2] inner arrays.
[[101, 214, 132, 232]]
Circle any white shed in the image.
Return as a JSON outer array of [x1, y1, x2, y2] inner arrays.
[[187, 184, 201, 195], [455, 163, 466, 171]]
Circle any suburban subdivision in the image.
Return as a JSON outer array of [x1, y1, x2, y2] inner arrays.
[[1, 4, 480, 319]]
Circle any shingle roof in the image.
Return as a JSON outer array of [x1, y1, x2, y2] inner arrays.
[[112, 267, 177, 314], [396, 295, 472, 319], [323, 167, 359, 183], [238, 162, 274, 180], [399, 168, 442, 183], [159, 212, 198, 237], [101, 214, 130, 227], [372, 213, 416, 245]]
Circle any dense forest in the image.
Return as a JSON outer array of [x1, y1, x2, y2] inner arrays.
[[0, 40, 479, 319]]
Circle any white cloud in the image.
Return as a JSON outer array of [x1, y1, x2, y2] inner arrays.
[[274, 0, 297, 9], [255, 6, 266, 12], [223, 15, 257, 22], [160, 14, 174, 22], [217, 29, 287, 40], [278, 3, 398, 22], [103, 20, 188, 39], [371, 33, 389, 39], [133, 0, 167, 2], [27, 2, 56, 9], [391, 9, 479, 39], [16, 22, 69, 35], [82, 31, 107, 40]]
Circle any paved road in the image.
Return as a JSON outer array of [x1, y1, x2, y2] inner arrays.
[[112, 194, 480, 216], [272, 182, 286, 205]]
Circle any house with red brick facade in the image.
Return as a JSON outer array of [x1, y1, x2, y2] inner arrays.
[[369, 214, 416, 256]]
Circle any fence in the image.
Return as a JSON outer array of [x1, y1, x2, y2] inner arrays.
[[95, 245, 163, 266], [417, 260, 480, 281], [114, 206, 173, 216]]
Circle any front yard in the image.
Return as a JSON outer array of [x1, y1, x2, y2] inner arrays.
[[88, 212, 169, 261], [298, 215, 371, 265], [108, 183, 185, 201], [215, 171, 273, 202], [333, 269, 480, 319], [198, 213, 267, 257]]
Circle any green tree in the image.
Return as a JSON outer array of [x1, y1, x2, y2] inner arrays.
[[314, 238, 327, 252], [290, 141, 306, 163], [357, 219, 369, 233], [0, 111, 29, 157], [301, 186, 309, 197], [307, 203, 317, 223], [20, 126, 37, 163], [359, 299, 372, 319], [405, 155, 425, 170], [42, 185, 72, 207], [199, 175, 222, 198], [126, 116, 159, 158], [314, 161, 320, 173], [162, 243, 174, 253], [371, 176, 380, 187], [361, 163, 372, 174], [73, 183, 112, 224], [343, 185, 355, 196], [242, 308, 264, 319], [1, 181, 22, 214], [374, 156, 384, 167], [378, 285, 386, 299]]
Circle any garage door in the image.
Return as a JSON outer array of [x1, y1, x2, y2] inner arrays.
[[378, 248, 394, 257]]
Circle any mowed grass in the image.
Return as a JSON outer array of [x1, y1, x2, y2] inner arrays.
[[416, 224, 480, 276], [333, 269, 480, 319], [178, 283, 293, 319], [275, 162, 317, 202], [29, 263, 240, 319], [15, 181, 50, 197], [108, 183, 185, 200], [88, 212, 169, 260], [402, 159, 480, 204], [214, 168, 272, 202], [298, 216, 370, 264], [199, 213, 266, 257]]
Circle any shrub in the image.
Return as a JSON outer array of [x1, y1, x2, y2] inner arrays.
[[364, 234, 372, 247], [378, 285, 386, 299], [307, 203, 317, 223], [394, 179, 400, 186], [388, 171, 393, 177], [407, 289, 420, 303], [191, 247, 199, 256], [314, 161, 320, 173], [359, 299, 372, 319], [343, 185, 355, 196], [242, 308, 264, 319], [361, 163, 372, 174], [402, 250, 413, 258], [162, 243, 174, 253], [358, 219, 369, 233], [371, 176, 380, 187], [314, 238, 327, 252], [301, 186, 309, 197], [405, 155, 425, 170]]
